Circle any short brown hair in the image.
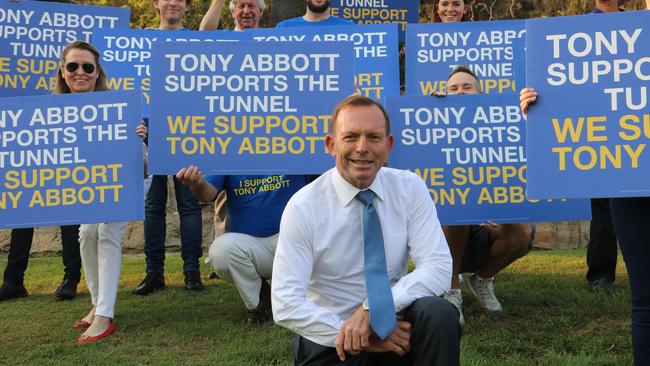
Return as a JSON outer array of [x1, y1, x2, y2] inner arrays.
[[331, 95, 390, 135], [447, 65, 481, 90], [54, 40, 108, 95]]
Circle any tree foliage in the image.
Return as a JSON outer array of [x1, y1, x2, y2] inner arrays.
[[419, 0, 647, 22], [75, 0, 647, 29]]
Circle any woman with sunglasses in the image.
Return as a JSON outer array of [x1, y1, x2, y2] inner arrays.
[[55, 40, 149, 344]]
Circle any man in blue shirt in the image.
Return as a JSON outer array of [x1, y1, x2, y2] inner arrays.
[[177, 167, 308, 325], [276, 0, 354, 27], [133, 0, 205, 297]]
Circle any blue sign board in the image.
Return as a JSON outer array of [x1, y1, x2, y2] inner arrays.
[[329, 0, 418, 42], [526, 11, 650, 198], [0, 0, 130, 97], [0, 91, 144, 228], [93, 29, 252, 118], [406, 20, 525, 96], [149, 41, 355, 175], [386, 94, 591, 224], [248, 24, 399, 101]]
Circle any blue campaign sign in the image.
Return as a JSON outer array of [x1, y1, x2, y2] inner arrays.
[[329, 0, 418, 42], [0, 91, 144, 229], [92, 29, 252, 118], [149, 41, 355, 175], [0, 0, 130, 97], [406, 20, 525, 96], [526, 11, 650, 199], [248, 24, 399, 101], [385, 94, 591, 224]]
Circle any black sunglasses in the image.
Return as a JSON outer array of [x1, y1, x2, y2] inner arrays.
[[65, 62, 96, 74]]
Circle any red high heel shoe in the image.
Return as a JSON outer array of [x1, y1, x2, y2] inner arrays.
[[76, 321, 117, 344]]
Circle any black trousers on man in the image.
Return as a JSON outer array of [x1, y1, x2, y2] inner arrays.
[[294, 296, 461, 366], [3, 226, 81, 285], [586, 198, 618, 283]]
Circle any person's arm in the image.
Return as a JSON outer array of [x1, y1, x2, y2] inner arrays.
[[199, 0, 225, 31], [136, 122, 148, 178], [519, 87, 538, 115], [271, 198, 345, 347], [647, 0, 650, 10], [142, 145, 149, 179], [176, 166, 219, 202], [389, 174, 453, 313]]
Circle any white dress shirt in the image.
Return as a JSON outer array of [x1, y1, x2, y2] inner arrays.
[[272, 167, 452, 347]]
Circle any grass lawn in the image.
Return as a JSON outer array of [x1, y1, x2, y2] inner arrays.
[[0, 249, 632, 365]]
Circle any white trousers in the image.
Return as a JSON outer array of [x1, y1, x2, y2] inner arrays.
[[79, 221, 128, 319], [206, 233, 278, 309]]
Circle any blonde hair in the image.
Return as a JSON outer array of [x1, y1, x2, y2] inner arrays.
[[54, 40, 108, 94]]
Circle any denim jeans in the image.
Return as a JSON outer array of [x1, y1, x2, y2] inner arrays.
[[610, 197, 650, 365], [144, 175, 202, 273]]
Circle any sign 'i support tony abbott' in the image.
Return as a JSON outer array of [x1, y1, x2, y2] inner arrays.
[[329, 0, 419, 42], [526, 11, 650, 198], [0, 0, 130, 97], [148, 41, 355, 175], [386, 94, 591, 224], [0, 91, 143, 229]]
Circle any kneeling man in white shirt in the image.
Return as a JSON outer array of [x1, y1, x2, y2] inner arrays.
[[272, 95, 461, 366]]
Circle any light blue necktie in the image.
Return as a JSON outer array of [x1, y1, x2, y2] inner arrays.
[[356, 190, 396, 340]]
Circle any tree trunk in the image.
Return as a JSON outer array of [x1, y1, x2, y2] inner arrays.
[[268, 0, 304, 27]]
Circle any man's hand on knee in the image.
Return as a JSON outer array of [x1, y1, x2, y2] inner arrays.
[[366, 319, 412, 356], [335, 306, 370, 361]]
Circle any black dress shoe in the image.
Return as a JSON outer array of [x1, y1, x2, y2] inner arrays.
[[246, 280, 271, 325], [184, 271, 205, 291], [133, 272, 165, 295], [590, 278, 615, 296], [54, 278, 79, 300], [0, 282, 28, 301]]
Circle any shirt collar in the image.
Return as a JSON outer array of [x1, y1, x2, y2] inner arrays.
[[331, 168, 385, 206]]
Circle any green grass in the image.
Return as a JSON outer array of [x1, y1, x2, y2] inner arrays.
[[0, 249, 633, 365]]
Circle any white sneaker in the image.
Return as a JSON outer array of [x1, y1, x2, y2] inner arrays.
[[468, 274, 503, 312], [443, 289, 465, 326]]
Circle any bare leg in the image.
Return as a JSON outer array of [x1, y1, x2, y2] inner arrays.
[[82, 315, 112, 337], [81, 306, 95, 325], [476, 223, 532, 279], [443, 225, 470, 289]]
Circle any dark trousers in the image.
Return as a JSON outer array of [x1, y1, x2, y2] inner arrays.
[[144, 175, 203, 273], [610, 198, 650, 365], [3, 226, 81, 285], [294, 296, 461, 366], [586, 198, 618, 283]]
